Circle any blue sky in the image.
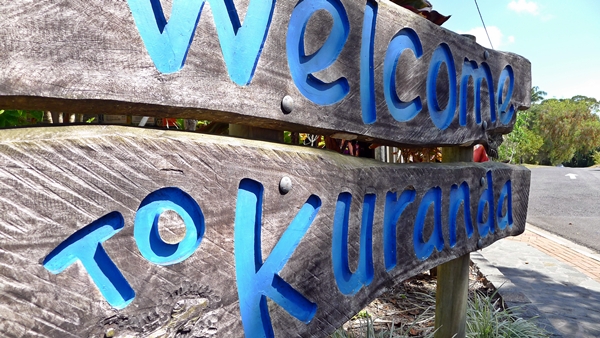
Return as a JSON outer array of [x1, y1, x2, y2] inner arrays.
[[434, 0, 600, 101]]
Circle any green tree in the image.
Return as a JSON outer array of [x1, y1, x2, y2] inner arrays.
[[530, 86, 547, 104], [499, 89, 600, 166], [498, 110, 543, 163], [536, 98, 600, 165], [498, 87, 545, 163], [0, 110, 43, 127], [571, 95, 599, 112]]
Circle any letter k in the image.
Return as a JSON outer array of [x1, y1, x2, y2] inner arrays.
[[235, 179, 321, 338]]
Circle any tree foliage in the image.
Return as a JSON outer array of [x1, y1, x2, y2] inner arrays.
[[536, 98, 600, 165], [498, 88, 600, 166], [498, 110, 543, 163], [530, 86, 547, 104], [0, 110, 43, 127]]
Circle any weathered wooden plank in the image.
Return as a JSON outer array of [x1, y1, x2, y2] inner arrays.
[[0, 0, 530, 147], [0, 125, 529, 337]]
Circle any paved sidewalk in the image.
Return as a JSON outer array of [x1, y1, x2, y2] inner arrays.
[[472, 224, 600, 337], [509, 226, 600, 283]]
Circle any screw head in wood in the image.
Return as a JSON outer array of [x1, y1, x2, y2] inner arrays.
[[105, 328, 116, 338], [480, 177, 486, 186], [482, 120, 488, 130], [281, 95, 294, 114], [279, 176, 293, 194], [484, 50, 490, 60]]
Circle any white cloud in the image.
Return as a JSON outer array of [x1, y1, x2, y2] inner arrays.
[[459, 26, 514, 50], [508, 0, 540, 16]]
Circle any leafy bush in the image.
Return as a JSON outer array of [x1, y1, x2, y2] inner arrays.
[[0, 110, 43, 127]]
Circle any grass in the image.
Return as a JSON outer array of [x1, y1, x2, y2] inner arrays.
[[466, 291, 548, 338], [330, 291, 437, 338], [329, 312, 436, 338], [329, 291, 548, 338]]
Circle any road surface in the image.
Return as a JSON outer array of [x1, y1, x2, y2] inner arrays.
[[527, 166, 600, 252]]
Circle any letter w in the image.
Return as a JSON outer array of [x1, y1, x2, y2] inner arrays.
[[127, 0, 276, 85], [235, 179, 321, 338]]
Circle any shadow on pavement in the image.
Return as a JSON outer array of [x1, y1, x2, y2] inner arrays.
[[495, 266, 600, 337]]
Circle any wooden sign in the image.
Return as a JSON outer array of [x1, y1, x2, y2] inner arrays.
[[0, 0, 530, 147], [0, 126, 530, 337]]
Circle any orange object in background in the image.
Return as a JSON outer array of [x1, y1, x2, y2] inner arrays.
[[473, 144, 489, 162], [156, 118, 179, 129]]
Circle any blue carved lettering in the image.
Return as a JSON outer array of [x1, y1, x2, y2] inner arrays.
[[134, 187, 205, 265], [127, 0, 275, 85], [426, 43, 457, 130], [235, 179, 320, 338], [497, 65, 516, 125], [43, 212, 135, 309], [459, 59, 495, 125], [287, 0, 350, 105], [413, 187, 444, 260], [497, 180, 513, 230], [332, 193, 375, 295], [360, 0, 378, 124], [477, 171, 495, 237], [127, 0, 203, 73], [448, 182, 474, 248], [383, 189, 416, 271], [383, 28, 424, 123]]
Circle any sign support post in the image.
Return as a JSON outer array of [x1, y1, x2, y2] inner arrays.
[[434, 146, 474, 338], [229, 124, 283, 143]]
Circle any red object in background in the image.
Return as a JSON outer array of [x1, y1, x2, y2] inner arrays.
[[156, 118, 178, 128], [473, 144, 489, 162]]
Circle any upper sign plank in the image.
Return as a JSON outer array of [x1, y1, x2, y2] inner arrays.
[[0, 0, 531, 147]]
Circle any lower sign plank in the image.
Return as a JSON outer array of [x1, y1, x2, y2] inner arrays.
[[0, 126, 530, 338]]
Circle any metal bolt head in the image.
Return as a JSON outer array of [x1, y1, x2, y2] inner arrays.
[[105, 328, 116, 338], [279, 177, 293, 195], [482, 120, 488, 130], [484, 50, 490, 60], [281, 95, 294, 114], [477, 239, 484, 249], [480, 177, 486, 186]]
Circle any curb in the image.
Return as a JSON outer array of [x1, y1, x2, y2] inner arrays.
[[525, 224, 600, 263], [470, 251, 564, 337]]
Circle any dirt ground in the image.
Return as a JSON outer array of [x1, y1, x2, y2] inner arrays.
[[340, 263, 498, 337]]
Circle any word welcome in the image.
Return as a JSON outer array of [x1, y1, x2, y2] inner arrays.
[[44, 173, 512, 338], [127, 0, 515, 130]]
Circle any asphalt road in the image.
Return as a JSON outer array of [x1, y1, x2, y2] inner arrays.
[[527, 166, 600, 252]]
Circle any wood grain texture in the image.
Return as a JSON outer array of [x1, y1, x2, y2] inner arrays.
[[0, 125, 530, 337], [0, 0, 530, 148]]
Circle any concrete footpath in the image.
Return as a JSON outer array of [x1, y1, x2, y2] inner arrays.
[[472, 224, 600, 337]]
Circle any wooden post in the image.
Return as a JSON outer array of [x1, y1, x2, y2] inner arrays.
[[228, 124, 283, 143], [50, 111, 61, 124], [434, 146, 473, 338]]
